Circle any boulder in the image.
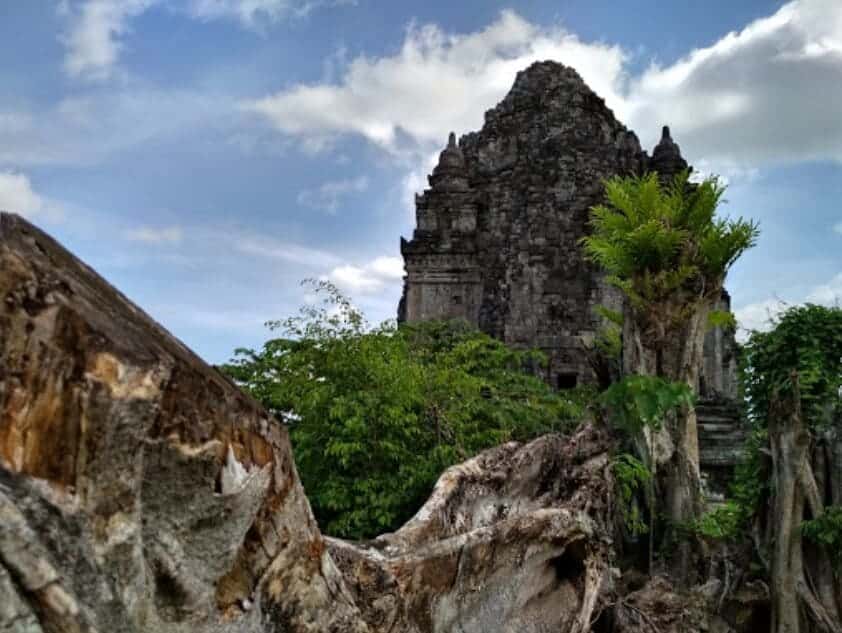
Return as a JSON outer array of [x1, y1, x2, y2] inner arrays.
[[0, 212, 368, 633], [0, 212, 618, 632], [328, 424, 617, 633]]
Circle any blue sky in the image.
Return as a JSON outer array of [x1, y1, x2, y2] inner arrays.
[[1, 0, 840, 363]]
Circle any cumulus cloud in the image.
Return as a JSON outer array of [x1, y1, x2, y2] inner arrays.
[[734, 298, 790, 338], [188, 0, 352, 27], [297, 175, 368, 213], [625, 0, 842, 164], [125, 225, 183, 244], [0, 171, 62, 221], [62, 0, 155, 80], [246, 0, 842, 171], [233, 234, 342, 268], [324, 255, 404, 295], [61, 0, 353, 80], [243, 10, 628, 156], [805, 272, 842, 305], [735, 271, 842, 338]]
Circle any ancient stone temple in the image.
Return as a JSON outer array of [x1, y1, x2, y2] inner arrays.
[[398, 61, 738, 401]]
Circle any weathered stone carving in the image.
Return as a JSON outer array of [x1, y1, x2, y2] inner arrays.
[[399, 61, 737, 401]]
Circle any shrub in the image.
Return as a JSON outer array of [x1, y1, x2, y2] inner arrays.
[[223, 281, 582, 539]]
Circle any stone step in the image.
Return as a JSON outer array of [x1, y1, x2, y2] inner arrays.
[[699, 428, 743, 436], [698, 421, 741, 433]]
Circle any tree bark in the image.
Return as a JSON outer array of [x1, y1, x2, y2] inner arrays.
[[769, 381, 809, 633], [623, 301, 708, 583], [769, 374, 842, 633]]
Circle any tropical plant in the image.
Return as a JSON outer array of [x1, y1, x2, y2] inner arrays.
[[582, 170, 758, 581], [742, 304, 842, 429], [223, 281, 582, 539], [582, 171, 758, 354], [602, 375, 695, 572], [802, 506, 842, 570], [612, 453, 652, 537]]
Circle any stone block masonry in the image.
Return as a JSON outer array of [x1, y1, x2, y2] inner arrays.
[[399, 60, 737, 401]]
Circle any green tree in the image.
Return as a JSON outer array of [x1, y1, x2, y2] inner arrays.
[[725, 304, 842, 541], [223, 281, 582, 539], [738, 305, 842, 632], [742, 303, 842, 430], [601, 375, 694, 572], [582, 170, 758, 580]]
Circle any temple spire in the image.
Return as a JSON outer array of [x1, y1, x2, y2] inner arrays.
[[650, 123, 689, 180]]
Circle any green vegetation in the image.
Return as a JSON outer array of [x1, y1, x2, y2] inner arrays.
[[581, 170, 758, 351], [223, 281, 583, 539], [601, 375, 695, 570], [693, 501, 745, 541], [592, 305, 623, 360], [612, 453, 651, 536], [742, 303, 842, 429], [583, 170, 758, 581], [699, 304, 842, 544], [600, 375, 695, 436], [801, 506, 842, 570]]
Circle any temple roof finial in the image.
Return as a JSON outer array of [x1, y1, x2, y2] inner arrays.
[[650, 123, 688, 179]]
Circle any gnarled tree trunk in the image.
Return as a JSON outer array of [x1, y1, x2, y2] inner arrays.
[[623, 301, 709, 583], [769, 374, 842, 633]]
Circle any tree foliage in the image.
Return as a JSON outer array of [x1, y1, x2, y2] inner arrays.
[[581, 171, 758, 347], [708, 305, 842, 543], [600, 375, 695, 435], [801, 505, 842, 570], [742, 303, 842, 429], [222, 281, 582, 539], [612, 453, 651, 536], [601, 375, 695, 571]]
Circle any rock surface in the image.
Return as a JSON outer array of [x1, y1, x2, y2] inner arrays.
[[0, 212, 368, 633], [0, 211, 622, 632], [329, 424, 617, 633]]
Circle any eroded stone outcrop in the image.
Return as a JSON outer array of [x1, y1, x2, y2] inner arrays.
[[0, 212, 368, 633], [0, 211, 625, 633], [328, 424, 617, 633]]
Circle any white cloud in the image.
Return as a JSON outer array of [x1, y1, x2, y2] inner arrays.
[[805, 273, 842, 305], [834, 222, 842, 235], [246, 0, 842, 172], [735, 271, 842, 338], [188, 0, 351, 27], [297, 175, 368, 213], [61, 0, 353, 81], [624, 0, 842, 165], [0, 171, 62, 222], [62, 0, 155, 80], [243, 9, 628, 156], [324, 255, 404, 295], [125, 225, 183, 244], [735, 298, 790, 338], [233, 235, 342, 268]]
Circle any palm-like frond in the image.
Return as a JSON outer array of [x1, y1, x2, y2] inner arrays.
[[583, 169, 760, 339]]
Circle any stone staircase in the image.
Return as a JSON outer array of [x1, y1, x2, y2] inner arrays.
[[697, 397, 747, 501]]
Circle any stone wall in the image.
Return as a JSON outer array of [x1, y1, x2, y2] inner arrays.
[[399, 61, 737, 399]]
